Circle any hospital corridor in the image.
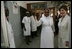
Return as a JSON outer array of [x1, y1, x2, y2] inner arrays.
[[1, 1, 71, 48]]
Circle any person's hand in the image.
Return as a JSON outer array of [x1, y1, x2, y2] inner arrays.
[[65, 41, 69, 47]]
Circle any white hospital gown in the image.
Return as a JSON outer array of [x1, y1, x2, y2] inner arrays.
[[22, 16, 31, 36]]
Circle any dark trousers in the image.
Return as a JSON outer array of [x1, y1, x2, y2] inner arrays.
[[25, 36, 31, 43], [31, 31, 37, 38], [37, 25, 42, 34], [54, 21, 59, 36]]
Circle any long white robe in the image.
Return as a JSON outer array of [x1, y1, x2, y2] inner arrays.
[[37, 16, 55, 48], [58, 15, 71, 48], [22, 16, 31, 36], [6, 20, 15, 48]]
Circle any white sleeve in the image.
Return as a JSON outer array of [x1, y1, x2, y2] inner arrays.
[[22, 17, 25, 23], [69, 17, 71, 47], [65, 17, 71, 41]]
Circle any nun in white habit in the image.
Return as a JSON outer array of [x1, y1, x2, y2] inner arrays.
[[37, 9, 55, 48]]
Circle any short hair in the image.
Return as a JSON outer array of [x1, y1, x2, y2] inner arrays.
[[59, 5, 68, 11], [44, 8, 49, 12], [5, 7, 9, 17]]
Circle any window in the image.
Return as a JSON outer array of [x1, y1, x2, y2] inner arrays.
[[27, 2, 47, 10]]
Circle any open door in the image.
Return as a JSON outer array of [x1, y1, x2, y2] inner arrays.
[[20, 6, 27, 29]]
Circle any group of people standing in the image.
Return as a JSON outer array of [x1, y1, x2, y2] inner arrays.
[[5, 4, 71, 48], [22, 5, 71, 48]]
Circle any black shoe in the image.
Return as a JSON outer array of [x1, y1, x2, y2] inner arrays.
[[26, 42, 30, 45]]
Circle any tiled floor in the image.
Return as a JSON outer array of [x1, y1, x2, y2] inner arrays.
[[54, 35, 58, 48], [20, 34, 58, 48], [20, 35, 40, 48]]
